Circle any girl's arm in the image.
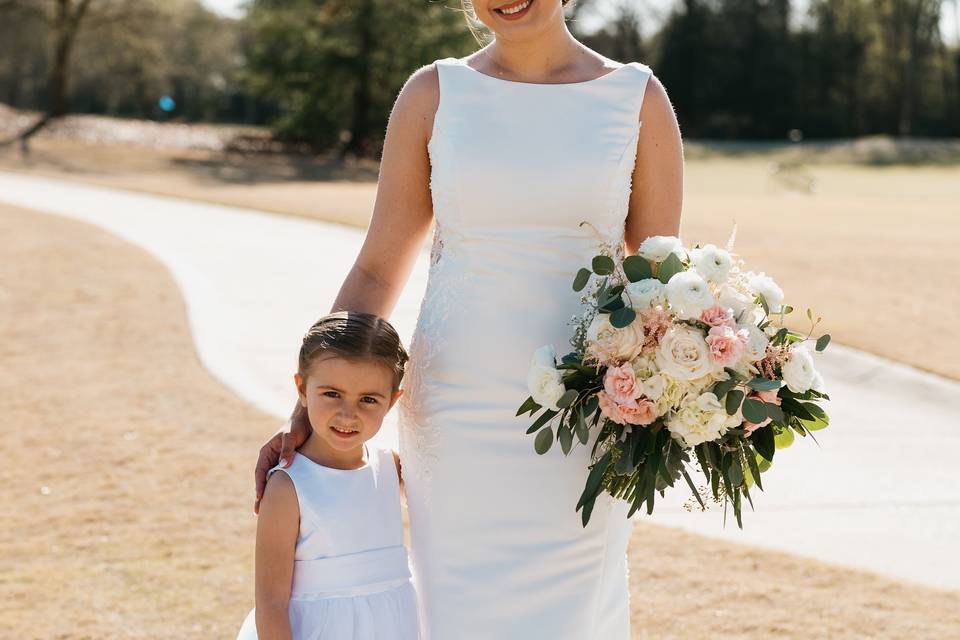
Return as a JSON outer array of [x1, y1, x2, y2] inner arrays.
[[254, 471, 300, 640]]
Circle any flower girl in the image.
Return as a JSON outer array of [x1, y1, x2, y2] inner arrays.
[[236, 311, 420, 640]]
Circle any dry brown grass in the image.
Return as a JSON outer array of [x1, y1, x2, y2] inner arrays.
[[3, 135, 959, 380], [1, 204, 958, 639]]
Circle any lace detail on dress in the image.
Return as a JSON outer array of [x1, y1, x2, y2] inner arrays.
[[398, 111, 471, 488]]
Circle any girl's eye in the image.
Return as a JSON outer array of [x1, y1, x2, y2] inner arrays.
[[361, 396, 378, 404], [323, 391, 339, 398]]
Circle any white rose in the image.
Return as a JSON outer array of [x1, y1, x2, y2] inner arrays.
[[526, 352, 565, 410], [586, 313, 645, 362], [665, 270, 716, 320], [621, 278, 665, 310], [638, 235, 686, 262], [782, 345, 816, 393], [690, 244, 733, 283], [655, 325, 715, 380], [717, 284, 753, 316], [739, 322, 770, 361], [747, 271, 785, 314]]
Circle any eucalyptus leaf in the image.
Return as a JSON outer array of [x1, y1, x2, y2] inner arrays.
[[748, 377, 781, 392], [592, 255, 615, 275], [534, 427, 554, 454], [575, 407, 589, 444], [577, 450, 613, 511], [742, 398, 768, 424], [725, 389, 745, 416], [526, 408, 558, 434], [556, 389, 579, 409], [610, 306, 637, 328], [816, 334, 831, 351], [656, 252, 684, 284], [751, 425, 776, 462], [713, 376, 738, 399], [558, 423, 574, 454], [516, 396, 541, 417], [622, 255, 652, 282], [573, 268, 592, 292]]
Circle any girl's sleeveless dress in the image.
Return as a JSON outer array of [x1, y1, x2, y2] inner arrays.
[[396, 56, 653, 639], [236, 444, 419, 640]]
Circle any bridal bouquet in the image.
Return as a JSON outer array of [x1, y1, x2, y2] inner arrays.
[[517, 231, 831, 528]]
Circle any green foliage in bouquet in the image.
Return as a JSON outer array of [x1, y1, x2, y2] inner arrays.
[[517, 239, 832, 529]]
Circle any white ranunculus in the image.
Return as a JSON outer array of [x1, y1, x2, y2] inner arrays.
[[586, 313, 645, 363], [690, 244, 733, 283], [747, 271, 785, 314], [638, 235, 686, 262], [666, 391, 739, 446], [782, 345, 817, 393], [739, 322, 770, 361], [665, 270, 716, 320], [526, 346, 565, 410], [655, 325, 716, 380], [717, 284, 753, 316], [621, 278, 665, 310], [531, 344, 557, 369]]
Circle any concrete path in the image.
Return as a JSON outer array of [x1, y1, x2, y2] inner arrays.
[[1, 171, 957, 591]]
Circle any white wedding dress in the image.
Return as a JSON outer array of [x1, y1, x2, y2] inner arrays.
[[397, 55, 653, 639]]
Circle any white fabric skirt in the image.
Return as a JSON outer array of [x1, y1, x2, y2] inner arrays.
[[236, 580, 420, 640]]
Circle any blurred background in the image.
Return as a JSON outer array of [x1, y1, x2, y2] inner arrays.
[[1, 1, 959, 639]]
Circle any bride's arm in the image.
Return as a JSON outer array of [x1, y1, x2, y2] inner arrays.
[[624, 73, 684, 254], [253, 63, 440, 513]]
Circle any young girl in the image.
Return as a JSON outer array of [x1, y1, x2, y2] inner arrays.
[[236, 311, 420, 640]]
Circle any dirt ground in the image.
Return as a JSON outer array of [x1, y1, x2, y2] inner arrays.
[[1, 203, 957, 639], [2, 133, 958, 381]]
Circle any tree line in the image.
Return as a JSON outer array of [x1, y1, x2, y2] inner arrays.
[[0, 0, 957, 154]]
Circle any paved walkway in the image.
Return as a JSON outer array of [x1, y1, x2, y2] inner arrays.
[[2, 171, 957, 591]]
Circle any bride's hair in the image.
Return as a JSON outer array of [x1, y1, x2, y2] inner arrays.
[[299, 311, 409, 392]]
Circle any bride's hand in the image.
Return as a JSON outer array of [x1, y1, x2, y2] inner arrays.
[[254, 403, 311, 514]]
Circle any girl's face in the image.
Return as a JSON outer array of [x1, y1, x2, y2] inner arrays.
[[294, 353, 403, 455], [471, 0, 565, 35]]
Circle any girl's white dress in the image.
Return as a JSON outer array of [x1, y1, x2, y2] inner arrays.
[[396, 56, 653, 639], [236, 444, 419, 640]]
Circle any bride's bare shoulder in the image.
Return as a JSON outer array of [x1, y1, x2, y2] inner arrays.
[[388, 61, 441, 144]]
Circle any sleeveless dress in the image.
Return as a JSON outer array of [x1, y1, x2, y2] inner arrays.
[[236, 444, 420, 640], [396, 56, 653, 639]]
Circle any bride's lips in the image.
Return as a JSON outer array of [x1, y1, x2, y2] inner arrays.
[[493, 0, 534, 21]]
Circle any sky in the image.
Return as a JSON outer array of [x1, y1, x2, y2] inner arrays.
[[201, 0, 960, 44]]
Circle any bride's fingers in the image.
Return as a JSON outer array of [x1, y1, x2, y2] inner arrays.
[[254, 439, 280, 507], [279, 431, 295, 467]]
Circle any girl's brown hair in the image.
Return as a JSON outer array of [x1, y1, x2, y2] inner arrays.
[[298, 311, 409, 392]]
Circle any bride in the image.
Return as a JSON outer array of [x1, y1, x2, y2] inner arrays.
[[254, 0, 682, 637]]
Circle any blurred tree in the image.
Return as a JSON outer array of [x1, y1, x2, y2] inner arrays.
[[0, 0, 161, 148], [242, 0, 475, 157], [579, 1, 647, 64]]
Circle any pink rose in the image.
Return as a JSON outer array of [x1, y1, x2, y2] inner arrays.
[[603, 364, 641, 405], [705, 324, 748, 366], [597, 391, 658, 426], [742, 387, 782, 433], [700, 305, 736, 329], [618, 398, 658, 426], [597, 391, 626, 423]]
